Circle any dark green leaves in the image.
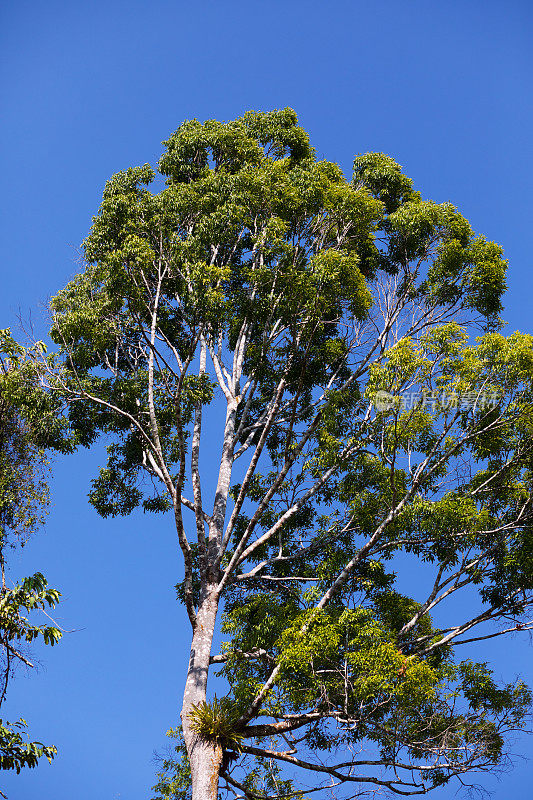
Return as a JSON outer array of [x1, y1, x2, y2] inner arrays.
[[0, 333, 65, 780], [0, 719, 57, 774]]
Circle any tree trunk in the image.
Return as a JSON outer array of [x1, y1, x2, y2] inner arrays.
[[187, 738, 223, 800], [181, 588, 221, 800]]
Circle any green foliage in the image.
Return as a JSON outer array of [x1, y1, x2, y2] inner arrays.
[[44, 109, 533, 796], [0, 573, 62, 648], [49, 109, 385, 521], [0, 330, 73, 457], [352, 152, 417, 214], [0, 719, 57, 773], [0, 333, 64, 780]]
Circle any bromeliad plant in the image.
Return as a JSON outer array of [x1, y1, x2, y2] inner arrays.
[[43, 109, 533, 799], [188, 697, 244, 752]]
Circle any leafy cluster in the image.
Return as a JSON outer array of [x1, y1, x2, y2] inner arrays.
[[0, 332, 65, 784], [0, 719, 57, 774]]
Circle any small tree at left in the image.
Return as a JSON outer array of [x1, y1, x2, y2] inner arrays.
[[0, 330, 69, 791]]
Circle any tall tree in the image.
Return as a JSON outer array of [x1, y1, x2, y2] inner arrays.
[[0, 331, 65, 789], [46, 110, 533, 799]]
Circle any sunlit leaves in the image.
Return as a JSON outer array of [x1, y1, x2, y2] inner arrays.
[[0, 719, 57, 773]]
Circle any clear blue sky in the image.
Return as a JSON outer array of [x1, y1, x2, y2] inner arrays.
[[1, 1, 533, 797]]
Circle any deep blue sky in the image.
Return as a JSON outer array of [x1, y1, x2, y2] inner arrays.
[[2, 1, 533, 798]]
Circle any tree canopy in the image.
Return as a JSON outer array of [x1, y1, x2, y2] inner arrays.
[[44, 109, 533, 799], [0, 331, 65, 786]]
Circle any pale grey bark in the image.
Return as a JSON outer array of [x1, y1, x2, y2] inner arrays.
[[181, 588, 221, 800]]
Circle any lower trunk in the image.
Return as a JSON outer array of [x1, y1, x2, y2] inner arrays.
[[187, 739, 223, 800], [181, 588, 221, 800]]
